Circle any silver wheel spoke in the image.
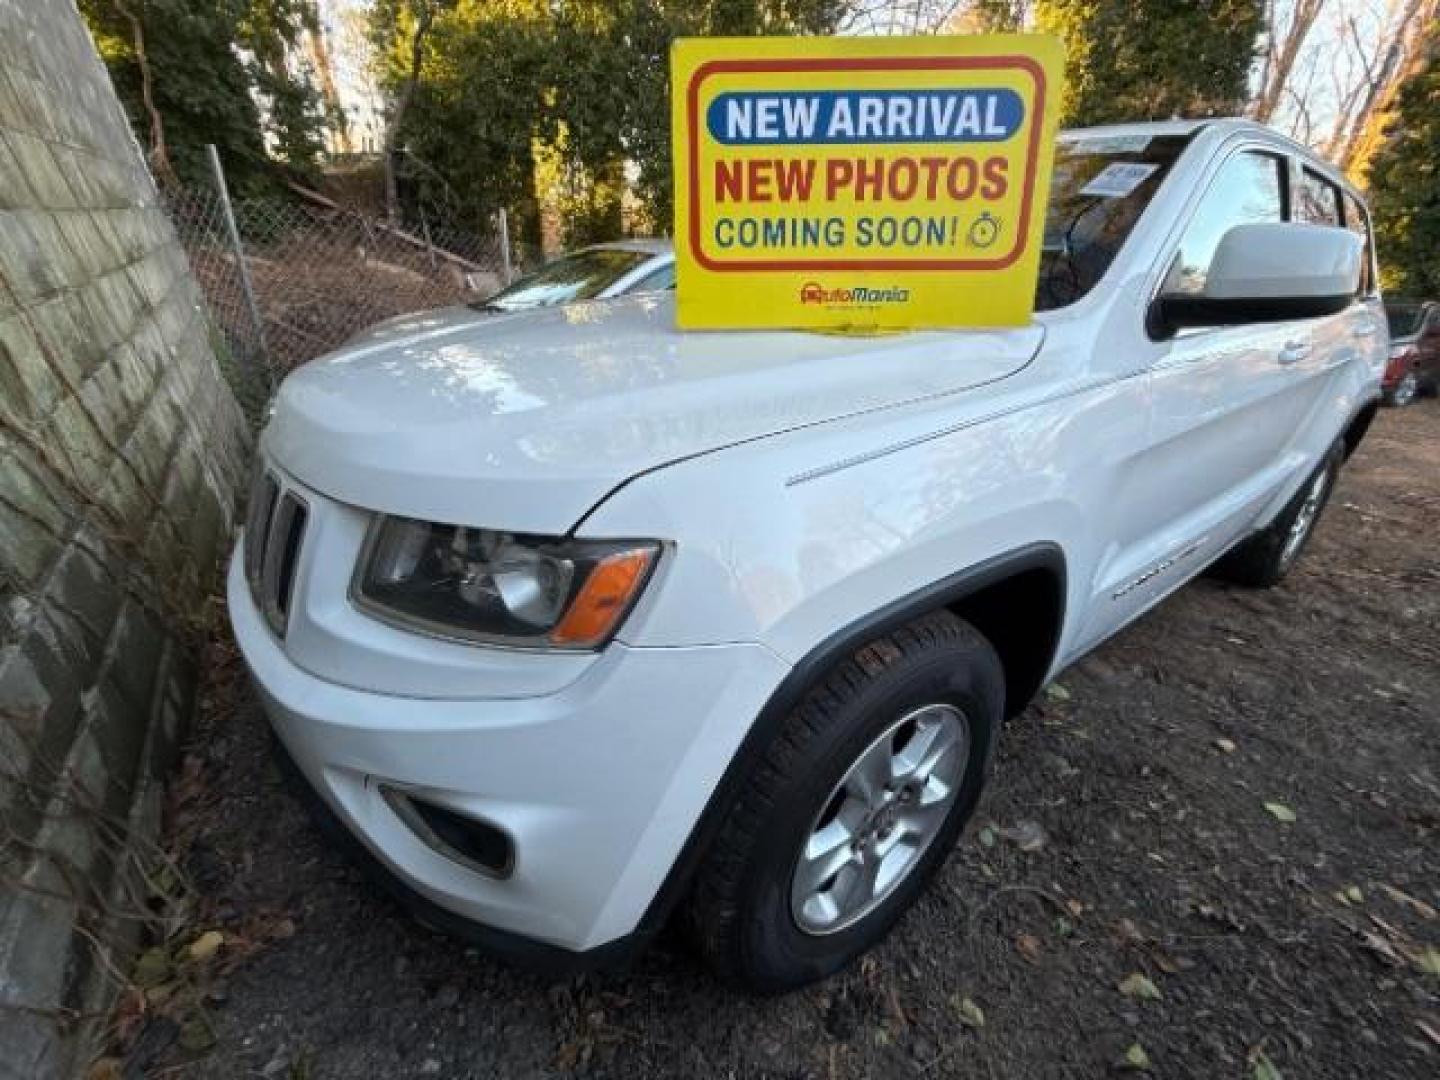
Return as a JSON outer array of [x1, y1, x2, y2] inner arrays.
[[898, 715, 963, 784], [845, 737, 896, 805], [900, 780, 953, 833], [847, 847, 884, 907], [794, 817, 859, 898]]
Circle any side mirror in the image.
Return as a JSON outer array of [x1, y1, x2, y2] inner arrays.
[[1150, 222, 1362, 337]]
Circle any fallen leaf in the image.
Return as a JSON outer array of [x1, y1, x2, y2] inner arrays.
[[86, 1058, 122, 1080], [1044, 683, 1071, 703], [1417, 947, 1440, 976], [1116, 918, 1144, 943], [1065, 898, 1086, 918], [998, 820, 1049, 853], [1264, 802, 1297, 823], [1118, 972, 1162, 1001], [1215, 738, 1237, 754], [112, 986, 147, 1045], [978, 825, 997, 849], [956, 996, 985, 1029], [1360, 929, 1403, 966], [1120, 1042, 1151, 1070], [1344, 885, 1363, 905], [132, 949, 170, 989], [1252, 1049, 1283, 1080], [178, 1014, 215, 1053], [1016, 933, 1042, 964], [1380, 884, 1437, 920], [188, 931, 224, 963]]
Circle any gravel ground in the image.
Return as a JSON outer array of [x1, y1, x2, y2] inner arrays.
[[118, 399, 1439, 1079]]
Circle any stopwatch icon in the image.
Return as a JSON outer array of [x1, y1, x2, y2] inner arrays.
[[968, 212, 1001, 248]]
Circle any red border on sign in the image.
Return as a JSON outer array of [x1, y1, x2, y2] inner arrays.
[[685, 55, 1048, 272]]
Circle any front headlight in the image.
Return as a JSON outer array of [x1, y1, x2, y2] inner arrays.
[[352, 516, 659, 650]]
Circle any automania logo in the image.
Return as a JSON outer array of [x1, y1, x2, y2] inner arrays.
[[800, 281, 911, 305]]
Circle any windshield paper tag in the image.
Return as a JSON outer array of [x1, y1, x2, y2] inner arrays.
[[1080, 162, 1158, 198], [671, 34, 1066, 331]]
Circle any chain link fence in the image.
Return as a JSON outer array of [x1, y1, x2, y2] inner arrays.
[[165, 153, 511, 379]]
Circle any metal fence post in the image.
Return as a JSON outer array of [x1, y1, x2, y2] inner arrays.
[[206, 144, 270, 368], [497, 207, 513, 283]]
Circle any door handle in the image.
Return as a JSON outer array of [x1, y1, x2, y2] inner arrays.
[[1277, 341, 1311, 365]]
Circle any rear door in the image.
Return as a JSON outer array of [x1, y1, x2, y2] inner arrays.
[[1270, 164, 1376, 447]]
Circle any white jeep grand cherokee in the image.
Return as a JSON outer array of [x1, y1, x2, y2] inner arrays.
[[230, 120, 1385, 990]]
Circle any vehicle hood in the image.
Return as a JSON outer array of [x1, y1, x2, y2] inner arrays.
[[266, 294, 1044, 532]]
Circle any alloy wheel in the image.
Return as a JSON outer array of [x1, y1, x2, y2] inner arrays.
[[789, 704, 969, 935]]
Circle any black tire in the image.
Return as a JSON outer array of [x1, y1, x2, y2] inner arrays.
[[1384, 371, 1420, 407], [1211, 442, 1342, 588], [683, 610, 1003, 992]]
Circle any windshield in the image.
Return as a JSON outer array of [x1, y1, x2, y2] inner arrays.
[[478, 248, 651, 312], [1384, 303, 1425, 339], [1037, 132, 1194, 311]]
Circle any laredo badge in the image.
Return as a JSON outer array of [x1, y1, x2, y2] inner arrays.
[[671, 35, 1064, 331]]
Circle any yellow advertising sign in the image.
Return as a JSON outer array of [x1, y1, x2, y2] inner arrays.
[[671, 34, 1064, 331]]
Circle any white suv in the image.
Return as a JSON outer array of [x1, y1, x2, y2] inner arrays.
[[229, 120, 1385, 991]]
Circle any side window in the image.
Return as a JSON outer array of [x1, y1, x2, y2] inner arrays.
[[629, 262, 676, 293], [1163, 151, 1285, 296], [1342, 191, 1374, 296], [1296, 166, 1343, 226]]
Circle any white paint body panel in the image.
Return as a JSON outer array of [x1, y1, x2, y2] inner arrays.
[[229, 120, 1385, 953]]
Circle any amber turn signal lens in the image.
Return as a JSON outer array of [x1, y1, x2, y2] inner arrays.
[[548, 547, 656, 647]]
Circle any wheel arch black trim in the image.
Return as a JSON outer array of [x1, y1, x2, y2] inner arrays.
[[631, 540, 1067, 943]]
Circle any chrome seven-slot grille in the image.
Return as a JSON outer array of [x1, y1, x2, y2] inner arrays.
[[244, 468, 308, 637]]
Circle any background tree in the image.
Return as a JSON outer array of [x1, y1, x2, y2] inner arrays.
[[1365, 21, 1439, 296], [1034, 0, 1264, 125], [370, 1, 549, 240], [239, 0, 330, 180], [82, 0, 327, 190], [83, 0, 267, 188], [1325, 0, 1438, 174]]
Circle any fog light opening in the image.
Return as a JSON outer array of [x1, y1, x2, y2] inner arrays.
[[380, 785, 515, 880]]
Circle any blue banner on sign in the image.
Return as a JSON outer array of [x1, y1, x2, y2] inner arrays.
[[705, 88, 1025, 146]]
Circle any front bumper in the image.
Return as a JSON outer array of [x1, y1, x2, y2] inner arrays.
[[227, 553, 788, 956]]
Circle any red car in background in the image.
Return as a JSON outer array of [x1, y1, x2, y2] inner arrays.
[[1383, 300, 1440, 406]]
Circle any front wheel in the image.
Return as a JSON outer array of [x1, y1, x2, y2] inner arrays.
[[1211, 443, 1341, 588], [683, 611, 1003, 992]]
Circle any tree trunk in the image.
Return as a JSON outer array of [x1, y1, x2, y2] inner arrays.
[[382, 5, 435, 222], [115, 0, 177, 188], [1253, 0, 1324, 123]]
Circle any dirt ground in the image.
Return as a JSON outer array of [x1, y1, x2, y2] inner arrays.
[[122, 400, 1438, 1079]]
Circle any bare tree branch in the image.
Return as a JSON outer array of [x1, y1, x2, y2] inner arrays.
[[1330, 0, 1436, 169], [1253, 0, 1327, 123]]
